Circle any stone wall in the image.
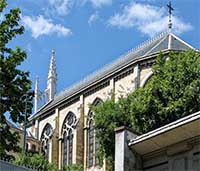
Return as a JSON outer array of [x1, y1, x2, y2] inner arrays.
[[29, 57, 155, 171]]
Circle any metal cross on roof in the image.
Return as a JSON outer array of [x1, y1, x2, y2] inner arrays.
[[167, 1, 174, 31]]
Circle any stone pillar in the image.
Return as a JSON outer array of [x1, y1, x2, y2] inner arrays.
[[133, 64, 140, 89], [110, 78, 115, 99], [52, 109, 59, 165], [35, 119, 39, 139], [115, 126, 138, 171], [58, 138, 63, 169], [75, 95, 84, 164], [83, 127, 88, 170]]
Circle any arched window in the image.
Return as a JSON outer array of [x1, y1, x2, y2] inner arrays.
[[41, 123, 53, 161], [88, 120, 94, 167], [88, 98, 102, 168], [63, 132, 68, 165], [62, 112, 77, 166]]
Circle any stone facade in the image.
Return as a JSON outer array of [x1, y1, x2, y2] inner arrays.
[[26, 32, 195, 170]]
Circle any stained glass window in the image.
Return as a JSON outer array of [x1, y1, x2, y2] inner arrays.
[[68, 129, 73, 165], [63, 132, 68, 165], [62, 112, 77, 166], [89, 120, 94, 167], [87, 98, 103, 168]]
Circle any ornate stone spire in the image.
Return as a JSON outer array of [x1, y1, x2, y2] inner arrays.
[[34, 76, 39, 113], [48, 50, 57, 80], [47, 50, 57, 100]]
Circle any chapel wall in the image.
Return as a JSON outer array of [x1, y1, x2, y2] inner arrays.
[[114, 72, 134, 100], [38, 113, 57, 140], [58, 100, 83, 166], [29, 54, 158, 170], [83, 81, 113, 171], [139, 67, 153, 87]]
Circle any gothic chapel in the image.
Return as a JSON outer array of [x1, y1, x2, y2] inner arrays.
[[27, 30, 196, 170]]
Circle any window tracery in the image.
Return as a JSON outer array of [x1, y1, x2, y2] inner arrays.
[[62, 112, 77, 166], [87, 98, 102, 168], [41, 123, 53, 161]]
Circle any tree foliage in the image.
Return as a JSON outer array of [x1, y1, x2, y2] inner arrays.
[[131, 50, 200, 133], [91, 96, 133, 170], [0, 0, 33, 159], [14, 152, 57, 171], [92, 50, 200, 170], [62, 164, 83, 171]]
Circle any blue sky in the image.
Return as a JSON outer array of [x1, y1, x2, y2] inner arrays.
[[6, 0, 200, 95]]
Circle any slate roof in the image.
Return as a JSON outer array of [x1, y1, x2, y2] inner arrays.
[[7, 120, 20, 131], [7, 119, 36, 139], [31, 32, 195, 118]]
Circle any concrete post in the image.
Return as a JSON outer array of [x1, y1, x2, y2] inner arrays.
[[115, 126, 138, 171]]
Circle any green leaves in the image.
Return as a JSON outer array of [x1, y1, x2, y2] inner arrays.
[[62, 164, 83, 171], [14, 152, 58, 171], [0, 0, 6, 13], [91, 96, 133, 170], [132, 51, 200, 133], [0, 0, 33, 159], [91, 50, 200, 170]]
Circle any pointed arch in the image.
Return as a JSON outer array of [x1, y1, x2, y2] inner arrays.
[[88, 97, 103, 120], [92, 97, 103, 106], [62, 112, 77, 166], [40, 123, 53, 140], [87, 97, 103, 168], [61, 112, 77, 134], [40, 123, 53, 161], [140, 71, 153, 87]]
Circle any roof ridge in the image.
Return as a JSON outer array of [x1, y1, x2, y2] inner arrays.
[[170, 33, 195, 50], [55, 31, 169, 100], [126, 31, 168, 56]]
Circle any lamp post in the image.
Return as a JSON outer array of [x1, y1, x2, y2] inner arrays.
[[23, 94, 28, 152], [23, 90, 34, 152]]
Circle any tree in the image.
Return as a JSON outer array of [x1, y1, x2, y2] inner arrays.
[[91, 50, 200, 170], [62, 164, 83, 171], [131, 50, 200, 133], [91, 96, 133, 170], [0, 0, 33, 159], [14, 152, 57, 171]]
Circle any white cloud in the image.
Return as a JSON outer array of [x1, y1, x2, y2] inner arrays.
[[90, 0, 112, 7], [108, 2, 192, 37], [22, 15, 72, 38], [88, 11, 99, 26], [48, 0, 74, 16], [80, 0, 112, 8]]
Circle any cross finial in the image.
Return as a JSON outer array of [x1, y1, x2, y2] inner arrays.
[[167, 1, 174, 32], [52, 49, 55, 56]]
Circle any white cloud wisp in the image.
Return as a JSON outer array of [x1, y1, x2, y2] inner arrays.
[[90, 0, 112, 7], [80, 0, 112, 8], [108, 2, 192, 37], [22, 15, 72, 38], [48, 0, 74, 16], [88, 11, 99, 26]]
